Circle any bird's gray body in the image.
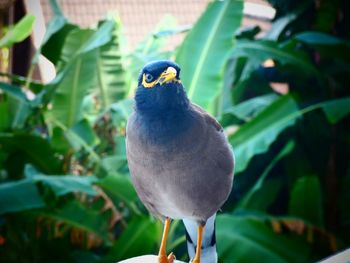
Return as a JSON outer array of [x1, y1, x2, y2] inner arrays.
[[126, 103, 234, 224]]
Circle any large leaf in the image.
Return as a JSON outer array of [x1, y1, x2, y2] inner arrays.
[[223, 93, 279, 122], [0, 15, 35, 48], [265, 2, 310, 41], [294, 32, 350, 63], [230, 96, 350, 173], [31, 0, 71, 66], [48, 20, 115, 128], [295, 32, 349, 46], [40, 201, 110, 242], [265, 12, 298, 40], [96, 18, 127, 107], [106, 216, 161, 261], [110, 98, 134, 126], [0, 133, 62, 174], [217, 214, 310, 263], [0, 82, 32, 129], [230, 95, 299, 173], [176, 0, 243, 112], [98, 173, 139, 213], [48, 48, 97, 128], [70, 118, 99, 147], [0, 81, 28, 101], [63, 124, 101, 162], [232, 40, 319, 77], [321, 97, 350, 123], [0, 166, 98, 214], [40, 0, 76, 65], [238, 141, 295, 210], [36, 175, 97, 196], [0, 179, 44, 214], [0, 72, 44, 94], [41, 19, 76, 65], [289, 176, 324, 227], [78, 20, 115, 55], [25, 165, 98, 196], [0, 98, 10, 131], [229, 38, 321, 102]]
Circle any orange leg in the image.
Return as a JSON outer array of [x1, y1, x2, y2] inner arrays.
[[191, 224, 204, 263], [158, 218, 175, 263]]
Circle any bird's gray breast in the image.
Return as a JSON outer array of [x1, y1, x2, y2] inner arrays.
[[126, 111, 234, 222]]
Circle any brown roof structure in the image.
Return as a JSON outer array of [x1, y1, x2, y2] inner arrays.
[[40, 0, 208, 50], [38, 0, 273, 50], [1, 0, 274, 81]]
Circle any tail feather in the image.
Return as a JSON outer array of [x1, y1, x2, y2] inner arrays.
[[183, 214, 218, 263]]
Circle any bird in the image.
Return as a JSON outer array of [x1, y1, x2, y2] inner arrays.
[[126, 60, 234, 263]]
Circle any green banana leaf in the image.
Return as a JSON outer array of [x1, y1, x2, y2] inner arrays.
[[238, 140, 295, 210], [265, 2, 310, 41], [230, 96, 350, 174], [233, 39, 319, 77], [24, 164, 98, 197], [223, 93, 279, 122], [98, 173, 139, 213], [70, 118, 100, 148], [0, 133, 62, 174], [176, 0, 243, 113], [294, 32, 350, 63], [230, 95, 299, 173], [48, 20, 114, 128], [110, 98, 134, 125], [217, 214, 310, 263], [96, 18, 127, 107], [0, 166, 97, 214], [41, 22, 77, 66], [0, 179, 45, 214], [0, 82, 32, 129], [289, 176, 324, 227], [106, 216, 161, 261], [0, 15, 35, 48], [0, 98, 9, 131], [48, 52, 97, 128], [38, 201, 111, 242]]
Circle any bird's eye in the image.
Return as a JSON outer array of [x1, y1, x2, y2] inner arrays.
[[145, 73, 154, 82]]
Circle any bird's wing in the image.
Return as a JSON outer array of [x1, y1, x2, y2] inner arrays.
[[126, 105, 234, 222], [190, 102, 234, 175], [191, 103, 223, 132]]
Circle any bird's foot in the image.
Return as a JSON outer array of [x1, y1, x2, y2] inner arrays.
[[158, 252, 175, 263], [191, 259, 200, 263], [168, 252, 175, 262]]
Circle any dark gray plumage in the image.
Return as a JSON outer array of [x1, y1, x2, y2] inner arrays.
[[126, 60, 234, 262], [126, 61, 234, 225]]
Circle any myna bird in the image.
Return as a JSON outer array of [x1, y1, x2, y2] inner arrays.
[[126, 60, 234, 263]]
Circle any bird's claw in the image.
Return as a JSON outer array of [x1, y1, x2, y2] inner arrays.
[[158, 252, 175, 263], [168, 252, 175, 262]]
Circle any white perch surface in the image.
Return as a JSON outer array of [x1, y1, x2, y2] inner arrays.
[[119, 255, 186, 263]]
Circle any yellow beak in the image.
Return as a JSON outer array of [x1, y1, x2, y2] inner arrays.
[[156, 67, 177, 85]]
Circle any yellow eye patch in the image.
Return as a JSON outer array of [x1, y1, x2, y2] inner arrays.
[[142, 74, 157, 88], [141, 67, 180, 88]]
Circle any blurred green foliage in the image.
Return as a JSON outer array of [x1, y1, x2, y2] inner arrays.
[[0, 0, 350, 262]]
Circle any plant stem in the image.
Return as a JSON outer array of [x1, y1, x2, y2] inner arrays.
[[24, 62, 35, 90], [326, 125, 338, 232]]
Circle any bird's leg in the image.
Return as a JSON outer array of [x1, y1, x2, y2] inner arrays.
[[191, 224, 204, 263], [158, 218, 175, 263]]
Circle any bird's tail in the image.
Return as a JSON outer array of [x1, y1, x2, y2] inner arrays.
[[183, 214, 217, 263]]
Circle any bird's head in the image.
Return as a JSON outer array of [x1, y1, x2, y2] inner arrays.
[[135, 60, 189, 114]]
